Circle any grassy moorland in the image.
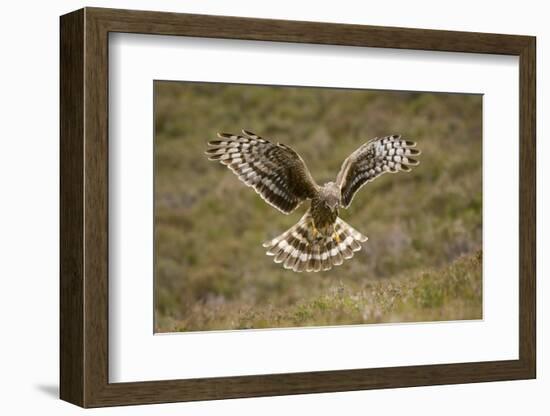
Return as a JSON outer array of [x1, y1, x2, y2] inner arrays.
[[154, 82, 482, 332]]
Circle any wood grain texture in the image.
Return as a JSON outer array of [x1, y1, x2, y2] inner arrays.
[[59, 7, 537, 408], [83, 10, 110, 406], [59, 8, 84, 406], [89, 7, 532, 54], [518, 38, 536, 376]]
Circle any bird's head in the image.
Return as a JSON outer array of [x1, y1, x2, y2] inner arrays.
[[321, 182, 341, 212]]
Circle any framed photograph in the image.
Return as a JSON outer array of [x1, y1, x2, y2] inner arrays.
[[60, 7, 536, 407]]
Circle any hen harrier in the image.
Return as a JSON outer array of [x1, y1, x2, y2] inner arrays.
[[206, 130, 420, 272]]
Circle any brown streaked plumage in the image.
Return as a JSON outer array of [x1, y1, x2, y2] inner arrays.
[[206, 130, 420, 272]]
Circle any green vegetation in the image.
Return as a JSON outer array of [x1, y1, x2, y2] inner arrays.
[[154, 82, 482, 332]]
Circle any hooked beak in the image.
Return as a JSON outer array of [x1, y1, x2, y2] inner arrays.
[[326, 201, 339, 212]]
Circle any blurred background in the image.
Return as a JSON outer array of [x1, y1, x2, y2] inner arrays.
[[154, 81, 482, 332]]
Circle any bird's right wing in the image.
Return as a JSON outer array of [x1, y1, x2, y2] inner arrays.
[[206, 130, 319, 214], [336, 135, 420, 208]]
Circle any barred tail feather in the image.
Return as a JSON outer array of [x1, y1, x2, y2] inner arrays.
[[263, 212, 368, 272]]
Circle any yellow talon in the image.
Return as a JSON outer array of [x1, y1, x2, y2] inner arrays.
[[333, 232, 341, 243], [311, 220, 320, 239]]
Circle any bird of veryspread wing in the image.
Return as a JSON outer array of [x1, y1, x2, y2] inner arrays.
[[206, 130, 319, 214], [336, 135, 421, 208]]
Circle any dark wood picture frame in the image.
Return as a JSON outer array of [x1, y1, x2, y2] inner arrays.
[[60, 7, 536, 408]]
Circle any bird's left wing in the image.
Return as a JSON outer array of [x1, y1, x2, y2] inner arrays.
[[336, 135, 420, 208], [206, 130, 319, 214]]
